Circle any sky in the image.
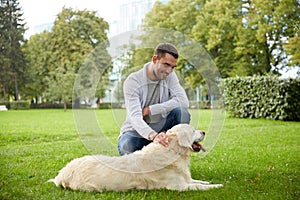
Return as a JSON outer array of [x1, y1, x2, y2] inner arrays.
[[19, 0, 123, 38]]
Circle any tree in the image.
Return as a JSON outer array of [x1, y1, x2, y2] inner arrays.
[[234, 0, 300, 75], [191, 0, 243, 77], [140, 0, 300, 79], [75, 42, 112, 106], [0, 0, 26, 101], [285, 31, 300, 67], [23, 7, 111, 110], [283, 1, 300, 68], [140, 0, 214, 93], [22, 31, 50, 102]]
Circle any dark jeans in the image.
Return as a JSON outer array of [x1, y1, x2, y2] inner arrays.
[[118, 107, 190, 156]]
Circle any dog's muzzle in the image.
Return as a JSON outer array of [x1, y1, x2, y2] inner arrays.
[[192, 142, 206, 152], [192, 131, 206, 152]]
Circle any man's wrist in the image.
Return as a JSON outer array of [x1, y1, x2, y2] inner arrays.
[[148, 131, 158, 141]]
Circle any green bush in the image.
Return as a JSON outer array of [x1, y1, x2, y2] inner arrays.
[[0, 101, 10, 109], [98, 102, 123, 109], [222, 76, 300, 121], [9, 101, 30, 110], [30, 103, 72, 109]]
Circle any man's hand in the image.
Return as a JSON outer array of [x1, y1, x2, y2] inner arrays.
[[154, 132, 172, 147], [142, 106, 150, 117]]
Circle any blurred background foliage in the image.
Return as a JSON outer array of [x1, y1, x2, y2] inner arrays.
[[0, 0, 299, 111]]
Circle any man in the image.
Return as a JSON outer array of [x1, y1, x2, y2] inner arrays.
[[118, 43, 190, 156]]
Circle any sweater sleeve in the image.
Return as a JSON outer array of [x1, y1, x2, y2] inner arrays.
[[123, 74, 155, 139]]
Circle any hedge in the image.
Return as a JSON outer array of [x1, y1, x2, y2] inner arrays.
[[30, 102, 123, 109], [98, 102, 123, 109], [0, 101, 10, 109], [0, 101, 31, 110], [222, 76, 300, 121], [30, 103, 73, 109]]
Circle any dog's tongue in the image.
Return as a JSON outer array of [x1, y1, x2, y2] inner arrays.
[[192, 142, 206, 152]]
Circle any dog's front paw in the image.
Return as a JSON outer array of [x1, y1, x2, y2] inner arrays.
[[188, 183, 223, 190]]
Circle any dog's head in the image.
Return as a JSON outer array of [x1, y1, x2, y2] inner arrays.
[[166, 124, 206, 152]]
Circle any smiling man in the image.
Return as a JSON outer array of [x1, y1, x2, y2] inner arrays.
[[118, 43, 190, 156]]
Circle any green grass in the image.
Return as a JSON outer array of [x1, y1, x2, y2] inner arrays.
[[0, 109, 299, 199]]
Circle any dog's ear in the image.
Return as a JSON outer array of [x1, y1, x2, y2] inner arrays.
[[172, 124, 195, 148], [177, 130, 194, 148]]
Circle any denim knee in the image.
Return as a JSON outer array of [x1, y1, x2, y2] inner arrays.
[[118, 136, 132, 156], [172, 107, 190, 124], [160, 107, 190, 132], [118, 131, 151, 156]]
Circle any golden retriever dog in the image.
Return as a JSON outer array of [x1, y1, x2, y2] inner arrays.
[[49, 124, 223, 192]]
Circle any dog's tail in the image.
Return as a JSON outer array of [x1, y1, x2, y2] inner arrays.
[[47, 178, 59, 186], [48, 176, 70, 189]]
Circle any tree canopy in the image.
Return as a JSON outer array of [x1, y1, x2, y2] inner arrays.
[[126, 0, 300, 85], [2, 0, 299, 105], [22, 7, 111, 110], [112, 0, 299, 103], [0, 0, 26, 101]]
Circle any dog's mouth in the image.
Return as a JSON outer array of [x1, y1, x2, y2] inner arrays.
[[192, 142, 206, 152]]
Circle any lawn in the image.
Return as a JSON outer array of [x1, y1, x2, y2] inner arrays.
[[0, 109, 299, 200]]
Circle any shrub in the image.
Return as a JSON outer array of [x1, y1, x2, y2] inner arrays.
[[98, 102, 123, 109], [9, 101, 30, 110], [30, 103, 72, 109], [0, 101, 10, 109], [222, 76, 300, 121]]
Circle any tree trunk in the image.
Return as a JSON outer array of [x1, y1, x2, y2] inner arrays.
[[64, 100, 67, 112], [2, 83, 7, 101], [14, 73, 19, 101]]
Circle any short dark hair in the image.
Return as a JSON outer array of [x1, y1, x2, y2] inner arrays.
[[154, 43, 178, 59]]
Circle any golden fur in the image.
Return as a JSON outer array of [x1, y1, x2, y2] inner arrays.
[[49, 124, 223, 191]]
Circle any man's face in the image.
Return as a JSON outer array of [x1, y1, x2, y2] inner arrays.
[[152, 53, 177, 80]]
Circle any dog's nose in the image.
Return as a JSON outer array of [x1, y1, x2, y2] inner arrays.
[[202, 131, 205, 135]]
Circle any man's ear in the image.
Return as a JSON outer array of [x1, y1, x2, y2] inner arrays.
[[152, 55, 158, 64]]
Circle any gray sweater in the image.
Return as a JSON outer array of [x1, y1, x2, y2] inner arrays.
[[120, 63, 189, 139]]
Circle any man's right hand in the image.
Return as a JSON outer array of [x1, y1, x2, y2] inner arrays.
[[142, 106, 150, 117]]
